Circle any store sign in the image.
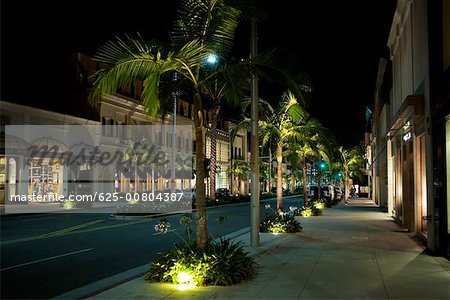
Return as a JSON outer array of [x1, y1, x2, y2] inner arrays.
[[403, 132, 412, 141]]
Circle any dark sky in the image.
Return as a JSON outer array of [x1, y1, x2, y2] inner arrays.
[[1, 0, 397, 147]]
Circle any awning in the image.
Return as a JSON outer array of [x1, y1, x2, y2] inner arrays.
[[387, 95, 424, 137]]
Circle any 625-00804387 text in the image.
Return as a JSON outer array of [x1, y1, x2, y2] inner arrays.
[[9, 192, 185, 203], [68, 192, 185, 202]]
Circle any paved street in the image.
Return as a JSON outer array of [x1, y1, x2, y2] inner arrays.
[[87, 198, 450, 300], [0, 196, 303, 299]]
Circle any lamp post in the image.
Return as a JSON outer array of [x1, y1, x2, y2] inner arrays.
[[172, 73, 177, 192], [204, 53, 219, 199], [250, 18, 259, 247]]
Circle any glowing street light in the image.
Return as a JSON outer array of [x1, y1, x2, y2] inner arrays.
[[206, 53, 219, 65]]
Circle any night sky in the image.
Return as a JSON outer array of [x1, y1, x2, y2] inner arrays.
[[1, 0, 397, 147]]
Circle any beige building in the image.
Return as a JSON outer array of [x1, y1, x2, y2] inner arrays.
[[0, 52, 253, 206], [372, 0, 450, 256]]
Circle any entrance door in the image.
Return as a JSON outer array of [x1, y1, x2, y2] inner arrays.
[[402, 140, 415, 232], [395, 146, 403, 222], [416, 134, 428, 235]]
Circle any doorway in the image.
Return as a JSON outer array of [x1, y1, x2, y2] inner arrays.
[[416, 134, 428, 236]]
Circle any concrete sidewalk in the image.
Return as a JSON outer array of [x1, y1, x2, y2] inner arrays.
[[72, 198, 450, 299]]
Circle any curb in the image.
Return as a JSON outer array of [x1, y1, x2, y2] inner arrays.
[[53, 227, 251, 300], [108, 194, 302, 220]]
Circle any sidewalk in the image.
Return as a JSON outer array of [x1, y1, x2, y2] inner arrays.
[[68, 198, 450, 299]]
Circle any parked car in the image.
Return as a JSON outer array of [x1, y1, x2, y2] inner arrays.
[[334, 186, 343, 200], [322, 185, 335, 201], [215, 188, 230, 198], [307, 184, 335, 201], [270, 187, 286, 194]]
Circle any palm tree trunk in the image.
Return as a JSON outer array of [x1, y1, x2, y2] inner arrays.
[[194, 92, 207, 251], [209, 101, 220, 200], [290, 165, 295, 193], [276, 142, 283, 214], [344, 170, 349, 201], [302, 157, 308, 206], [317, 173, 322, 201]]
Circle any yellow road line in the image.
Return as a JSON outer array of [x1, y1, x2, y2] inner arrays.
[[41, 219, 104, 237], [0, 219, 149, 246]]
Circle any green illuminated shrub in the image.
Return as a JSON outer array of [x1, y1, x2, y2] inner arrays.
[[145, 239, 255, 286], [260, 205, 302, 233]]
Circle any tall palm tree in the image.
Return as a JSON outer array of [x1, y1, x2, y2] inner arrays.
[[232, 91, 308, 213], [203, 48, 309, 201], [202, 62, 248, 200], [89, 0, 241, 251], [288, 154, 301, 193], [338, 146, 364, 201], [228, 159, 251, 194], [284, 118, 328, 205]]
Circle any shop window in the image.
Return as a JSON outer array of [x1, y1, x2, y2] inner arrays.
[[8, 158, 16, 196], [0, 157, 5, 191]]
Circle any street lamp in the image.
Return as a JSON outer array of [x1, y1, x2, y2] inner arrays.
[[205, 54, 219, 66], [204, 53, 219, 198]]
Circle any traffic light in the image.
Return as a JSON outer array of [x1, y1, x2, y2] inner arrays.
[[204, 158, 211, 176], [319, 161, 327, 171]]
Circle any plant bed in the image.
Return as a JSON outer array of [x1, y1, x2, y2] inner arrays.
[[145, 238, 256, 286], [145, 215, 255, 287], [260, 204, 302, 233], [293, 199, 325, 217]]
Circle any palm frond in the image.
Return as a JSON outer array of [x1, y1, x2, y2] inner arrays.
[[280, 91, 309, 122], [173, 0, 241, 56], [252, 48, 312, 106], [229, 117, 251, 142], [200, 61, 250, 106], [89, 36, 208, 116]]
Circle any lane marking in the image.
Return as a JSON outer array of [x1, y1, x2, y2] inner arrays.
[[1, 219, 105, 246], [0, 219, 149, 246], [41, 219, 104, 237], [22, 217, 56, 222], [0, 248, 94, 272]]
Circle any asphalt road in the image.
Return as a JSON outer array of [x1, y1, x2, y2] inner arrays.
[[0, 196, 304, 299]]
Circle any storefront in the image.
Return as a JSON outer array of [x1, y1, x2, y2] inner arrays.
[[26, 138, 68, 200], [387, 95, 430, 241]]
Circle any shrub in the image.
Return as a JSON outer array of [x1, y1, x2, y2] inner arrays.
[[294, 200, 324, 217], [145, 239, 255, 286], [300, 207, 312, 217], [260, 205, 302, 233]]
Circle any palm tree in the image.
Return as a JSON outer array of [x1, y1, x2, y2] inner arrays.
[[232, 91, 308, 213], [203, 49, 309, 201], [338, 146, 364, 201], [284, 118, 328, 205], [202, 62, 248, 200], [288, 154, 301, 193], [228, 160, 251, 194], [89, 0, 241, 251]]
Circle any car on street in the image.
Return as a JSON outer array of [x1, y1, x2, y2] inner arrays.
[[215, 188, 230, 198], [307, 184, 335, 201], [334, 186, 343, 200]]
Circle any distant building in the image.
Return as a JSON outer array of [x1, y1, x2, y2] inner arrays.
[[0, 52, 254, 205]]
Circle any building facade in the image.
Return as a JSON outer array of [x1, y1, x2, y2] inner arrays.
[[373, 0, 449, 256], [0, 52, 254, 206]]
